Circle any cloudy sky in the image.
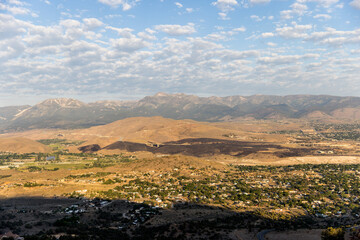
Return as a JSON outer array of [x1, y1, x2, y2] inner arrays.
[[0, 0, 359, 106]]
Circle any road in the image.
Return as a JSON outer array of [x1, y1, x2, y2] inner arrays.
[[256, 229, 274, 240]]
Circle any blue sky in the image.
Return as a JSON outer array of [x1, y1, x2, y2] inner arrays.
[[0, 0, 359, 106]]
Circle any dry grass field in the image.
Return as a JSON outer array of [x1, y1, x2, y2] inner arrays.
[[1, 117, 359, 164]]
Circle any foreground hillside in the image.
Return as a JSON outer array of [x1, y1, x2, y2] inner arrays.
[[1, 93, 360, 131], [0, 154, 359, 239]]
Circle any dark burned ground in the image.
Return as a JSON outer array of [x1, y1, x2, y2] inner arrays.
[[79, 138, 317, 158]]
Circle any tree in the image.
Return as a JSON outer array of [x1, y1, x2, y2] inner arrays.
[[321, 227, 345, 240]]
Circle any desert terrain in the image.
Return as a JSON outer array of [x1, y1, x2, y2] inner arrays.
[[1, 117, 360, 239]]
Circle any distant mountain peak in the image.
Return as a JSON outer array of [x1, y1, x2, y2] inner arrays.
[[38, 98, 85, 108], [154, 92, 169, 97]]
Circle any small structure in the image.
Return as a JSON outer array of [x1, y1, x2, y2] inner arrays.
[[300, 129, 317, 135], [0, 232, 24, 240], [46, 156, 56, 161]]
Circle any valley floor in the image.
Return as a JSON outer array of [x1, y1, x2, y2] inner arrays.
[[1, 119, 360, 238]]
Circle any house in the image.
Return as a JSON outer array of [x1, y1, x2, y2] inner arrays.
[[46, 156, 56, 161], [0, 232, 24, 240], [300, 129, 317, 135]]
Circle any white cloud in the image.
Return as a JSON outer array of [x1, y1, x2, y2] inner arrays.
[[25, 25, 64, 47], [305, 27, 360, 46], [250, 15, 265, 21], [351, 49, 360, 54], [281, 2, 308, 19], [60, 19, 82, 28], [335, 3, 344, 8], [0, 14, 27, 40], [280, 10, 293, 20], [83, 18, 103, 30], [218, 12, 228, 20], [0, 2, 30, 15], [205, 27, 245, 41], [250, 0, 270, 4], [300, 0, 339, 8], [205, 33, 227, 41], [213, 49, 259, 61], [98, 0, 139, 10], [212, 0, 238, 11], [261, 32, 274, 38], [1, 8, 360, 101], [186, 8, 193, 13], [313, 14, 331, 20], [320, 35, 360, 46], [145, 28, 156, 35], [233, 27, 246, 32], [0, 37, 25, 60], [258, 54, 319, 65], [8, 0, 25, 5], [306, 31, 333, 41], [276, 22, 312, 39], [106, 26, 135, 38], [291, 2, 308, 14], [212, 0, 238, 20], [350, 0, 360, 9], [154, 23, 196, 36], [267, 42, 277, 47], [175, 2, 183, 8], [137, 30, 157, 41]]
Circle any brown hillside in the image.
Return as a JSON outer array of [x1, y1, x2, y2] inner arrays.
[[303, 111, 332, 119], [0, 117, 289, 152], [0, 137, 51, 153], [331, 108, 360, 120], [74, 116, 246, 145]]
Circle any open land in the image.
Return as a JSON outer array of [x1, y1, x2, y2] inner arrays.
[[1, 117, 360, 239]]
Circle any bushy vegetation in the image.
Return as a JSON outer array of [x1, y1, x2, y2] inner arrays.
[[0, 153, 33, 165], [322, 132, 360, 141], [0, 174, 11, 179], [65, 172, 113, 179], [313, 123, 360, 132], [321, 227, 345, 240], [37, 139, 85, 146], [54, 216, 80, 227], [23, 182, 44, 187]]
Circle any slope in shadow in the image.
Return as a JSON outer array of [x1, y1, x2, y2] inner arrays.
[[0, 196, 324, 239]]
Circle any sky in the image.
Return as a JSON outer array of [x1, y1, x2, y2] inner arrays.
[[0, 0, 360, 106]]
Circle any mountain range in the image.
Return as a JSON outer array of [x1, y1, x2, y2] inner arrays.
[[1, 93, 360, 132]]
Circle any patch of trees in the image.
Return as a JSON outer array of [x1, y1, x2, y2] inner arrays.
[[321, 227, 344, 240]]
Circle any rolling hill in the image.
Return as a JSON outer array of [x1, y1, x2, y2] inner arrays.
[[74, 116, 245, 144]]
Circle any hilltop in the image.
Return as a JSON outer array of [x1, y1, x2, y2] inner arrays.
[[74, 116, 246, 145]]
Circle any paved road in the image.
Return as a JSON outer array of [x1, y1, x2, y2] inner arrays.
[[256, 229, 274, 240]]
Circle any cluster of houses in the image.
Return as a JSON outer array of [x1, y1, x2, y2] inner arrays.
[[0, 232, 24, 240], [59, 198, 160, 229]]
